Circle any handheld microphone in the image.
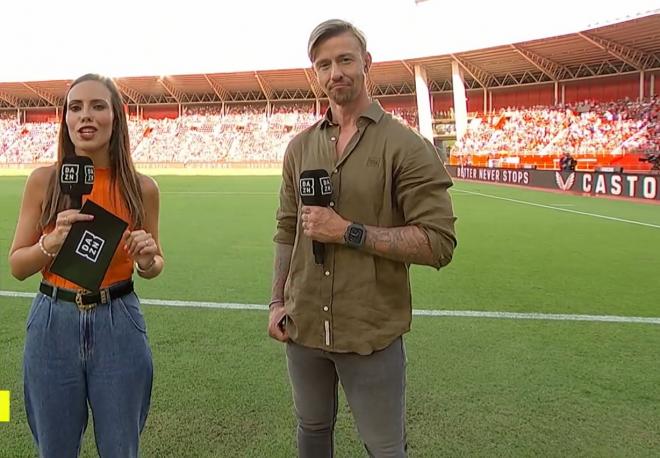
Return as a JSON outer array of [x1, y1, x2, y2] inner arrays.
[[59, 155, 94, 209], [299, 169, 333, 265]]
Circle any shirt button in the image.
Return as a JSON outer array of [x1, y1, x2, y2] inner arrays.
[[329, 201, 335, 207], [330, 136, 336, 142], [323, 306, 329, 312], [324, 271, 330, 276]]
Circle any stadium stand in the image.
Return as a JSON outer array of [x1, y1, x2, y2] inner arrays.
[[450, 97, 660, 170], [0, 98, 657, 171], [0, 13, 658, 171]]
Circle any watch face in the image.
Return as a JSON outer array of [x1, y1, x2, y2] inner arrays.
[[349, 227, 362, 240], [345, 224, 365, 247], [347, 225, 364, 245]]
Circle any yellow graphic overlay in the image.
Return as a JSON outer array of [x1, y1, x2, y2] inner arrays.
[[0, 391, 9, 422]]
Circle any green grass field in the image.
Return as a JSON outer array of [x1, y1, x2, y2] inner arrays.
[[1, 175, 659, 457]]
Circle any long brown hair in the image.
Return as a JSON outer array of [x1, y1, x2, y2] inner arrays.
[[40, 73, 144, 229]]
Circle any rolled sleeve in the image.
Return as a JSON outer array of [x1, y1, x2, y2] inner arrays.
[[274, 144, 298, 245], [396, 137, 457, 269]]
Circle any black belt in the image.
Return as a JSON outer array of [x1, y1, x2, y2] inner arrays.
[[39, 280, 134, 310]]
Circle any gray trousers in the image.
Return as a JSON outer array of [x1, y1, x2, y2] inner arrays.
[[286, 337, 407, 458]]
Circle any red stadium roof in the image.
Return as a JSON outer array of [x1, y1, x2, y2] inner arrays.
[[0, 13, 658, 109]]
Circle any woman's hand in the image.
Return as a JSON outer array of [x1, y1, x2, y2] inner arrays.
[[124, 230, 158, 270], [42, 209, 94, 255]]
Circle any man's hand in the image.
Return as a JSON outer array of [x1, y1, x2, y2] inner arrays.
[[268, 303, 289, 342], [301, 206, 350, 244]]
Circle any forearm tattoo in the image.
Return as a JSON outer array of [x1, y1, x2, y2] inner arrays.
[[363, 225, 434, 266]]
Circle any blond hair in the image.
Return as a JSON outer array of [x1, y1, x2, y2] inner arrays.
[[307, 19, 367, 62]]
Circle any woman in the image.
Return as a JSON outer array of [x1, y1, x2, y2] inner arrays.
[[8, 73, 164, 457]]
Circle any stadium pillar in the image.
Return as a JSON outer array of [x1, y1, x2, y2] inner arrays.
[[651, 74, 655, 98], [451, 61, 468, 140], [489, 91, 492, 113], [483, 88, 487, 113], [554, 81, 558, 106], [639, 71, 645, 101], [413, 65, 434, 142], [561, 84, 565, 106]]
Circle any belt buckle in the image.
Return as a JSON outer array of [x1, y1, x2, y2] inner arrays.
[[75, 290, 96, 311]]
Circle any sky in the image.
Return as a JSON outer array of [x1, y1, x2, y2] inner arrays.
[[1, 0, 659, 83]]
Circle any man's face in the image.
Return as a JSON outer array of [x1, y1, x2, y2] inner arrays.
[[312, 32, 371, 106]]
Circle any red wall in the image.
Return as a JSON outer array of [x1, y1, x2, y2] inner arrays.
[[377, 96, 416, 110], [142, 105, 178, 119], [25, 109, 57, 123], [490, 84, 554, 110], [466, 90, 485, 113], [432, 93, 453, 113], [563, 74, 638, 103], [443, 74, 648, 114]]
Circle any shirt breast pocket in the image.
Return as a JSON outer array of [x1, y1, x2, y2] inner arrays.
[[337, 158, 390, 224]]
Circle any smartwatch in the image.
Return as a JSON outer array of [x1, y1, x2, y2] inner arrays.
[[344, 223, 366, 248]]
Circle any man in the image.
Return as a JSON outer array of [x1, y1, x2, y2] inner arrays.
[[268, 19, 457, 458], [560, 152, 576, 171]]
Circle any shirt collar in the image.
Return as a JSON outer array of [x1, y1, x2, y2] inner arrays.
[[319, 100, 385, 130]]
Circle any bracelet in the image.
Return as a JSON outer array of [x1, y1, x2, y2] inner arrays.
[[135, 259, 156, 273], [38, 234, 57, 258], [268, 299, 284, 309]]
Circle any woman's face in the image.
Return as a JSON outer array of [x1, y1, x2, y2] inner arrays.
[[65, 80, 114, 157]]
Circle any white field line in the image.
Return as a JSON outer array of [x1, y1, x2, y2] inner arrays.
[[1, 291, 658, 325], [453, 189, 660, 229]]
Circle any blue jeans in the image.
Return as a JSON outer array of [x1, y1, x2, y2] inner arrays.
[[23, 290, 153, 458]]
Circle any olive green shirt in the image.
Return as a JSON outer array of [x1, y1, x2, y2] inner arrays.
[[275, 101, 457, 355]]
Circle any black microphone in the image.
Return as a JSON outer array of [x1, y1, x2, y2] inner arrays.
[[59, 155, 94, 209], [300, 169, 333, 264]]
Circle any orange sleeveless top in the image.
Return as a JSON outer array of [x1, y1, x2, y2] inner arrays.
[[42, 168, 134, 289]]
